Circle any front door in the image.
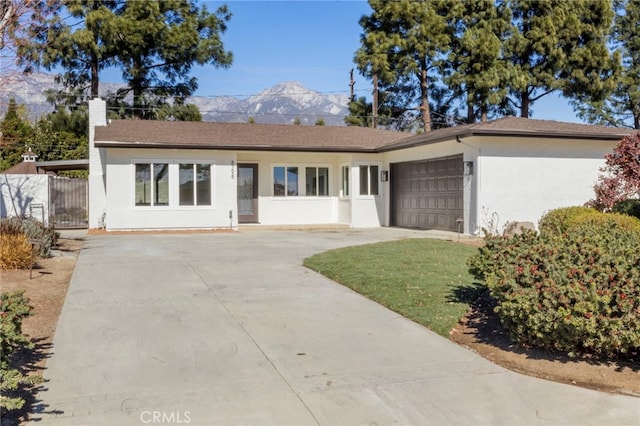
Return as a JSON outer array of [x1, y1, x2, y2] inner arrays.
[[237, 164, 259, 223]]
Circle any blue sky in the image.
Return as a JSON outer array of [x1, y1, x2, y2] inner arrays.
[[105, 0, 584, 124]]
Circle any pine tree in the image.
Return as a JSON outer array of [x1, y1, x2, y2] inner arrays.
[[0, 99, 34, 172], [446, 0, 514, 122], [504, 0, 617, 118], [14, 0, 232, 118], [354, 0, 456, 132], [574, 0, 640, 129]]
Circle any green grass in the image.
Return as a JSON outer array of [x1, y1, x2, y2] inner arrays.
[[303, 238, 483, 337]]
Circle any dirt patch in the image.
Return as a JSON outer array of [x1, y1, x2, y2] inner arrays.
[[450, 291, 640, 397]]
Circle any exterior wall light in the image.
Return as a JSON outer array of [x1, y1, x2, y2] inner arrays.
[[231, 160, 235, 179], [464, 161, 474, 176], [380, 170, 389, 182]]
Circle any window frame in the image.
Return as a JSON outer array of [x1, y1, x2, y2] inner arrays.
[[178, 162, 214, 207], [131, 159, 216, 209], [357, 164, 381, 197], [134, 162, 170, 207], [272, 164, 332, 197], [340, 164, 350, 198]]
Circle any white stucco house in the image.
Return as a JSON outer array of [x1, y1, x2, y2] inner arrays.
[[88, 98, 634, 234]]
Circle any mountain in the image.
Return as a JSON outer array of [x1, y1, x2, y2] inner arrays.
[[0, 73, 350, 126]]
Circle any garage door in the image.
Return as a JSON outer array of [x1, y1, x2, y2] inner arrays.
[[391, 155, 463, 232]]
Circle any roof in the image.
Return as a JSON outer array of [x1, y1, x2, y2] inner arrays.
[[95, 120, 407, 152], [379, 117, 635, 152], [2, 161, 41, 175], [94, 117, 636, 153], [35, 159, 89, 172]]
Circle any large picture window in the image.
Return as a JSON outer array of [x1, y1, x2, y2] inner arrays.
[[179, 163, 212, 206], [305, 167, 329, 196], [273, 166, 299, 196], [135, 163, 169, 206], [359, 165, 379, 196]]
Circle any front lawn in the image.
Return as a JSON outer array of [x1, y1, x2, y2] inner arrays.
[[303, 238, 482, 337]]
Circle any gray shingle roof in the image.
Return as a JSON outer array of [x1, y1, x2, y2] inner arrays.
[[94, 117, 636, 153]]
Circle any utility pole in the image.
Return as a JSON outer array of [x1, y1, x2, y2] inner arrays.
[[349, 69, 355, 102], [372, 73, 378, 129]]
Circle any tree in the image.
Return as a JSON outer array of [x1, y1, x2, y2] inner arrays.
[[573, 0, 640, 129], [15, 0, 119, 100], [504, 0, 618, 118], [154, 103, 202, 122], [14, 0, 233, 117], [0, 0, 39, 80], [354, 0, 456, 132], [446, 0, 514, 122], [0, 99, 34, 172], [110, 0, 232, 118], [29, 107, 88, 164], [587, 132, 640, 211]]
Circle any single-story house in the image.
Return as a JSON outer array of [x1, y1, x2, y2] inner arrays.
[[88, 98, 634, 234]]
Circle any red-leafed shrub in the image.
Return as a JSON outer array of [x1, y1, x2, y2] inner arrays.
[[468, 210, 640, 359], [588, 132, 640, 211]]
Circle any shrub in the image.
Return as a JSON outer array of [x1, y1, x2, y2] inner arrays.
[[0, 217, 57, 258], [538, 206, 600, 235], [539, 206, 640, 236], [0, 231, 32, 270], [0, 291, 41, 411], [467, 222, 640, 358], [612, 199, 640, 220]]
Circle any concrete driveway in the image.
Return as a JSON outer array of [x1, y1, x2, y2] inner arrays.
[[33, 228, 638, 425]]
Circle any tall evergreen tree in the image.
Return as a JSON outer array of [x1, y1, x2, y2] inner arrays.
[[0, 99, 34, 172], [574, 0, 640, 129], [446, 0, 514, 122], [109, 0, 232, 118], [504, 0, 618, 118], [354, 0, 457, 132], [14, 0, 232, 118]]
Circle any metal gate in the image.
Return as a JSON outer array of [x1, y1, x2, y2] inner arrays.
[[49, 176, 88, 229]]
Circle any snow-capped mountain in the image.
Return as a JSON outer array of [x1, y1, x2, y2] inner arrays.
[[0, 73, 350, 125]]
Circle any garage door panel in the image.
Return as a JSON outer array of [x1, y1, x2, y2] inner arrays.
[[392, 155, 463, 232]]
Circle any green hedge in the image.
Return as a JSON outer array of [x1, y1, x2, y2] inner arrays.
[[612, 199, 640, 220], [468, 210, 640, 359]]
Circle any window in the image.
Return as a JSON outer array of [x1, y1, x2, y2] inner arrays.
[[359, 165, 379, 196], [179, 163, 212, 206], [305, 167, 329, 196], [341, 165, 350, 196], [273, 166, 299, 196], [135, 163, 169, 206]]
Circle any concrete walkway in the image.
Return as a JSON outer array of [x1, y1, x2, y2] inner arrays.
[[33, 229, 638, 425]]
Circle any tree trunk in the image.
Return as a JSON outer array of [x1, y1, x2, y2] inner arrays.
[[481, 103, 488, 122], [420, 61, 431, 132], [520, 91, 530, 118], [90, 57, 99, 98], [467, 102, 474, 123], [372, 73, 378, 129]]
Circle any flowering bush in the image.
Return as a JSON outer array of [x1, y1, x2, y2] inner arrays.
[[468, 210, 640, 358]]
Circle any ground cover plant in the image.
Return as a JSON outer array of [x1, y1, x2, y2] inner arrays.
[[468, 207, 640, 359], [303, 238, 480, 337], [0, 290, 42, 411]]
